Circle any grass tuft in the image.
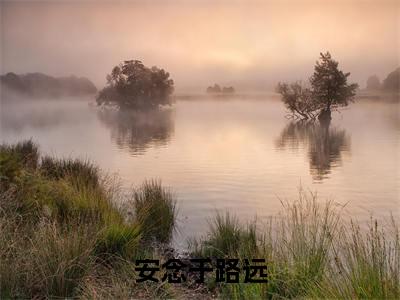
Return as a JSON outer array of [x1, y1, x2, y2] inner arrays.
[[94, 223, 142, 260], [40, 156, 100, 188], [193, 212, 258, 259], [0, 140, 39, 189], [132, 179, 177, 244]]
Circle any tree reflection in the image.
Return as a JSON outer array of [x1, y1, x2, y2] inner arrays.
[[97, 108, 174, 155], [276, 122, 350, 181]]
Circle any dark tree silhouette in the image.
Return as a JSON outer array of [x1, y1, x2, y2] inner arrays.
[[96, 60, 174, 110], [311, 52, 358, 122], [206, 84, 222, 93], [277, 52, 358, 122], [222, 86, 235, 94]]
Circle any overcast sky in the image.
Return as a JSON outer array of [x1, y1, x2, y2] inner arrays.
[[1, 0, 399, 92]]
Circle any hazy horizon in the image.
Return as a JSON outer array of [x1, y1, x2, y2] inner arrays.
[[1, 0, 399, 92]]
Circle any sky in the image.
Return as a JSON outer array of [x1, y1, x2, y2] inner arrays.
[[1, 0, 399, 92]]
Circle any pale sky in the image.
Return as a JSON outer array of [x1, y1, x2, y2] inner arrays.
[[1, 0, 399, 92]]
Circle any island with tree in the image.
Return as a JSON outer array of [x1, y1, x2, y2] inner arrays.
[[96, 60, 174, 110], [277, 52, 358, 123]]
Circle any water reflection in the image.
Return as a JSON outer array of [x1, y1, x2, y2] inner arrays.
[[97, 108, 174, 155], [277, 122, 351, 181]]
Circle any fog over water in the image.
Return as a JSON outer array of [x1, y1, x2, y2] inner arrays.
[[1, 97, 399, 246], [1, 0, 399, 92]]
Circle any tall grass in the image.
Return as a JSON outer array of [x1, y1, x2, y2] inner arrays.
[[311, 217, 400, 299], [21, 223, 96, 298], [191, 190, 399, 299]]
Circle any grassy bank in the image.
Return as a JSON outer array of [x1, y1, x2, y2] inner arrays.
[[0, 140, 177, 298], [1, 140, 398, 299]]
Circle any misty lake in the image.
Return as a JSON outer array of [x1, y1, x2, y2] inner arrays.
[[1, 97, 399, 246]]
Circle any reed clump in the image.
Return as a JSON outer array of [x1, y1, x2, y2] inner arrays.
[[132, 179, 177, 244]]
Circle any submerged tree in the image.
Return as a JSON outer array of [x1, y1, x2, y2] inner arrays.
[[310, 52, 358, 121], [277, 52, 358, 122], [96, 60, 174, 110]]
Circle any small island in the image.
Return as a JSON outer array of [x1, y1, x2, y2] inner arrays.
[[96, 60, 174, 110], [206, 83, 235, 95]]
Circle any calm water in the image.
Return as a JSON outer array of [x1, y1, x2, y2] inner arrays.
[[1, 96, 399, 246]]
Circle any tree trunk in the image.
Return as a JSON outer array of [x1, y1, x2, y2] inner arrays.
[[318, 108, 331, 126]]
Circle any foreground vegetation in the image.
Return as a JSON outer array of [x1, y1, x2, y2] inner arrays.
[[1, 140, 398, 299], [0, 140, 177, 298], [191, 195, 399, 299]]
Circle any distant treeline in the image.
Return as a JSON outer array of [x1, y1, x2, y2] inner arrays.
[[0, 72, 97, 98], [366, 67, 399, 92]]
